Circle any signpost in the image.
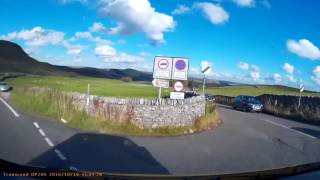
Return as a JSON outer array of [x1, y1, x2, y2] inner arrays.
[[298, 81, 304, 108], [152, 79, 169, 88], [201, 61, 211, 95], [153, 56, 173, 79], [173, 81, 184, 92], [170, 92, 185, 99], [172, 58, 189, 80], [152, 79, 170, 99], [152, 56, 189, 99]]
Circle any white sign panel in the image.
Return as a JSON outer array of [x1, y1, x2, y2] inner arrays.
[[173, 81, 184, 92], [153, 56, 173, 79], [201, 61, 211, 75], [172, 58, 189, 80], [170, 92, 185, 99], [152, 79, 169, 88]]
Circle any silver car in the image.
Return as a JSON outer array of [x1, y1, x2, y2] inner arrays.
[[0, 81, 12, 92]]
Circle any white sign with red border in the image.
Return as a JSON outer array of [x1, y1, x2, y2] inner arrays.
[[172, 58, 189, 80], [152, 79, 169, 88], [153, 56, 173, 79], [170, 92, 185, 99], [173, 81, 184, 92]]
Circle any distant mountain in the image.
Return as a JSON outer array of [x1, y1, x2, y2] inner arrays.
[[0, 40, 152, 81], [54, 66, 153, 81], [0, 40, 75, 76], [0, 40, 245, 85]]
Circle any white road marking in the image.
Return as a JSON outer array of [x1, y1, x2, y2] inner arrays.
[[54, 149, 67, 160], [33, 122, 39, 129], [61, 118, 67, 124], [38, 129, 46, 137], [261, 118, 317, 139], [44, 137, 54, 147], [0, 96, 19, 117], [69, 166, 78, 171]]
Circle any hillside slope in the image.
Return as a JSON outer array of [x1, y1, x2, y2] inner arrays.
[[0, 40, 75, 76]]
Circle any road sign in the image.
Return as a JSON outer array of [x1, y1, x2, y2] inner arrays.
[[201, 61, 211, 75], [172, 58, 189, 80], [153, 56, 173, 79], [173, 81, 184, 92], [299, 83, 304, 93], [170, 92, 185, 99], [152, 79, 169, 88]]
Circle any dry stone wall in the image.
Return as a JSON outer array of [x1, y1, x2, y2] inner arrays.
[[67, 92, 206, 128]]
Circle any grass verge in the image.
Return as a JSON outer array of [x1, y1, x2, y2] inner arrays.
[[10, 87, 219, 136]]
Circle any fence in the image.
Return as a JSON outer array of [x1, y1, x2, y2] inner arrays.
[[214, 94, 320, 125]]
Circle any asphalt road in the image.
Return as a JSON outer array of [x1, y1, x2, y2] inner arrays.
[[1, 94, 320, 175]]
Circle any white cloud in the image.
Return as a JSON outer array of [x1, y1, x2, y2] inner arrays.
[[95, 44, 144, 63], [95, 45, 117, 57], [238, 61, 249, 70], [250, 71, 260, 81], [72, 31, 112, 45], [287, 39, 320, 60], [1, 27, 65, 47], [62, 41, 85, 57], [96, 0, 175, 43], [233, 0, 255, 7], [282, 62, 295, 75], [264, 73, 282, 83], [311, 66, 320, 85], [237, 61, 259, 72], [251, 64, 260, 72], [273, 73, 282, 83], [172, 5, 191, 15], [67, 48, 82, 56], [89, 22, 108, 33], [194, 2, 229, 25], [286, 75, 296, 83]]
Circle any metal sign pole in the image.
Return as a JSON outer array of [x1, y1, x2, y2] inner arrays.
[[86, 83, 90, 113], [158, 87, 162, 99], [298, 90, 302, 108], [202, 74, 206, 95]]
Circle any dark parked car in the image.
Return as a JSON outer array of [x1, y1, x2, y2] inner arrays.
[[205, 94, 216, 102], [0, 81, 12, 92], [233, 95, 263, 112]]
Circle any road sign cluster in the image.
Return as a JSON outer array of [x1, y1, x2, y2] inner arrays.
[[153, 56, 189, 99]]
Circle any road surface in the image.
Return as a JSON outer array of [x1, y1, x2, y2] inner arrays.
[[0, 94, 320, 175]]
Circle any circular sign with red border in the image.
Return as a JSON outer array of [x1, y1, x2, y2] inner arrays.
[[158, 59, 169, 70], [175, 59, 186, 71], [173, 81, 184, 92]]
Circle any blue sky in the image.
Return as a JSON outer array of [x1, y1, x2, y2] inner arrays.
[[1, 0, 320, 91]]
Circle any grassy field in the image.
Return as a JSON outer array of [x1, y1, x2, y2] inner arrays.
[[206, 85, 320, 97], [7, 76, 170, 98]]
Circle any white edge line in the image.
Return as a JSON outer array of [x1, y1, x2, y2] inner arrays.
[[0, 96, 19, 117], [54, 149, 67, 160], [61, 118, 67, 124], [44, 137, 54, 147], [261, 118, 317, 139], [33, 122, 39, 129], [38, 129, 46, 137]]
